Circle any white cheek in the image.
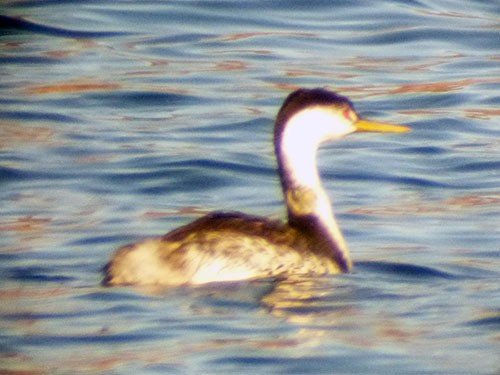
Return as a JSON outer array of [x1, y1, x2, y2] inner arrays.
[[280, 107, 355, 188], [285, 108, 355, 143]]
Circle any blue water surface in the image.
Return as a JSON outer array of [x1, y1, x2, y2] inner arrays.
[[1, 0, 499, 374]]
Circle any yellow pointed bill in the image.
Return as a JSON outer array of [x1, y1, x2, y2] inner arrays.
[[355, 119, 411, 133]]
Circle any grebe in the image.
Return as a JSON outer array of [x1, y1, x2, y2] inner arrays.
[[103, 88, 409, 286]]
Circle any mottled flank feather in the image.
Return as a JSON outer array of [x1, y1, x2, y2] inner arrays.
[[103, 212, 342, 286]]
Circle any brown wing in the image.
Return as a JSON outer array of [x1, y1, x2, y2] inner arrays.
[[162, 211, 304, 247]]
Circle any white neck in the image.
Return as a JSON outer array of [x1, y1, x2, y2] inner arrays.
[[278, 107, 351, 268], [281, 110, 322, 189]]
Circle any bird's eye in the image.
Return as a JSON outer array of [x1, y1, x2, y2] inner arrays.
[[343, 109, 356, 122]]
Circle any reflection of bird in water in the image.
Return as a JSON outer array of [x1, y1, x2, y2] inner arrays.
[[103, 88, 409, 287]]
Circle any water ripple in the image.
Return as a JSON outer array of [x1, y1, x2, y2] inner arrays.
[[0, 110, 79, 123], [83, 91, 204, 108], [467, 313, 500, 328], [356, 261, 456, 281], [0, 15, 131, 38]]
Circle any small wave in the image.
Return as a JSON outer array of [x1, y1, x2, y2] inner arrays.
[[333, 171, 449, 189], [82, 91, 202, 108], [164, 158, 270, 176], [0, 166, 24, 181], [453, 160, 500, 173], [403, 146, 447, 155], [0, 110, 79, 123], [0, 15, 130, 39], [8, 266, 75, 283], [466, 312, 500, 328], [357, 261, 456, 280]]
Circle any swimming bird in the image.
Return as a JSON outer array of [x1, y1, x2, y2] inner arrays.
[[103, 88, 409, 287]]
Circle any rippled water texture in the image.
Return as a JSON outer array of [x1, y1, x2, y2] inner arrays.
[[1, 1, 499, 374]]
